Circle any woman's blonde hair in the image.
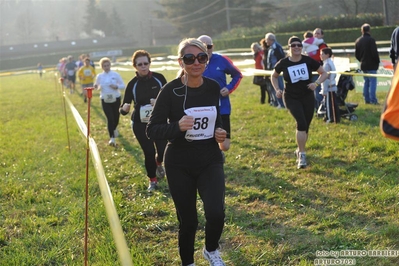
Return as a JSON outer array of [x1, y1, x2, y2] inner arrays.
[[176, 38, 207, 77], [177, 38, 207, 58], [99, 57, 111, 67], [250, 42, 261, 53]]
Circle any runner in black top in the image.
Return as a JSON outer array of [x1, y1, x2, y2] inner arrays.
[[120, 50, 167, 192], [146, 38, 227, 266], [271, 36, 327, 169]]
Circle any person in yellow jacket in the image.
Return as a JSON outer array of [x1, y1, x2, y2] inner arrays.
[[78, 57, 96, 103]]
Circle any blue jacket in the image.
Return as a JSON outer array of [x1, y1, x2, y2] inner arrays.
[[266, 41, 285, 70], [203, 53, 242, 115]]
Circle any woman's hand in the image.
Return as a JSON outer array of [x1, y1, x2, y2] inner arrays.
[[178, 115, 194, 131], [122, 103, 131, 112], [215, 127, 227, 143], [220, 87, 229, 97], [307, 82, 318, 91]]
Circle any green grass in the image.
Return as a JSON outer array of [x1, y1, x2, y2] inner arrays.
[[1, 69, 398, 266]]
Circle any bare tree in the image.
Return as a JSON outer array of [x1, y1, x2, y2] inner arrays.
[[332, 0, 381, 15], [16, 9, 35, 44]]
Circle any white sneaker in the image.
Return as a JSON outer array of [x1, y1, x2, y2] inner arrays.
[[203, 248, 225, 266], [297, 152, 307, 169], [108, 138, 116, 147], [186, 264, 195, 266]]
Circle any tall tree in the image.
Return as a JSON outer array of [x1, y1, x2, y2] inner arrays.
[[83, 0, 98, 33], [109, 6, 126, 37], [331, 0, 381, 15], [156, 0, 278, 38], [16, 9, 35, 44], [83, 0, 110, 37]]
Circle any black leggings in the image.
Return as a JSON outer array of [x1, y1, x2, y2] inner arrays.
[[101, 98, 121, 138], [284, 92, 314, 133], [164, 144, 225, 265], [132, 121, 166, 179], [259, 84, 269, 104]]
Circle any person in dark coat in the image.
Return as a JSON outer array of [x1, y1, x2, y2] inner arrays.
[[355, 23, 380, 104]]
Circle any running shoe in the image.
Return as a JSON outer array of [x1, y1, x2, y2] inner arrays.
[[147, 181, 158, 192], [109, 138, 116, 147], [297, 153, 307, 169], [203, 248, 225, 266]]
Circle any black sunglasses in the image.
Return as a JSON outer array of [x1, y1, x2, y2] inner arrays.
[[136, 62, 149, 67], [181, 53, 208, 65], [289, 43, 303, 48], [207, 44, 213, 49]]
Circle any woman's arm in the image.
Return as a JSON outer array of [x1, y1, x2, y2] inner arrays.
[[308, 65, 328, 91], [271, 70, 283, 98]]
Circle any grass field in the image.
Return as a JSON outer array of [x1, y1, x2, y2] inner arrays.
[[0, 67, 398, 266]]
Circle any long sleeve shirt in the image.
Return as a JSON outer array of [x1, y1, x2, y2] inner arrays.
[[390, 27, 399, 66], [120, 71, 166, 123], [355, 33, 380, 71], [321, 58, 337, 95], [146, 77, 223, 146], [202, 53, 242, 115], [94, 70, 125, 100]]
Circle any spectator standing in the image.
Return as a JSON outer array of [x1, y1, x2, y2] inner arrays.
[[320, 47, 340, 123], [94, 57, 125, 146], [302, 31, 324, 61], [250, 42, 268, 104], [355, 23, 380, 105], [260, 38, 274, 105], [198, 34, 242, 155], [312, 28, 328, 111], [389, 26, 399, 72], [146, 38, 227, 266], [265, 32, 286, 108], [77, 57, 96, 103], [271, 36, 327, 169], [120, 50, 167, 192]]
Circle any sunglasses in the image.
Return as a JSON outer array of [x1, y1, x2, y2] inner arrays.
[[289, 43, 303, 48], [207, 44, 213, 49], [136, 62, 149, 67], [181, 52, 208, 65]]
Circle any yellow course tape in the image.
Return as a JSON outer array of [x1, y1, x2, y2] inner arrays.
[[64, 95, 133, 266]]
